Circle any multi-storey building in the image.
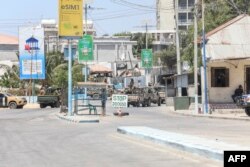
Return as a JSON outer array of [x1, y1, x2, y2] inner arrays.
[[156, 0, 195, 31]]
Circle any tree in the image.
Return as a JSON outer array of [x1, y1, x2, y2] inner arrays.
[[45, 51, 65, 86], [0, 64, 23, 88], [131, 33, 153, 58], [154, 45, 177, 70]]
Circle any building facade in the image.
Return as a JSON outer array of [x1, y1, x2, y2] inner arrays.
[[204, 14, 250, 103], [156, 0, 195, 31]]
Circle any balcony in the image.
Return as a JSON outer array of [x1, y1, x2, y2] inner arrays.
[[152, 38, 174, 45]]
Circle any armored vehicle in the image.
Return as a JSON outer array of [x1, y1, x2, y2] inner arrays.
[[37, 87, 61, 108]]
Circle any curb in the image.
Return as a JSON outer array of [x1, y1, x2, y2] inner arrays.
[[117, 126, 248, 161], [171, 111, 250, 121], [56, 114, 99, 123]]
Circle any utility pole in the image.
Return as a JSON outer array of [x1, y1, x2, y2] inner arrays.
[[202, 0, 209, 114], [194, 0, 199, 114], [175, 0, 182, 97], [135, 21, 154, 85]]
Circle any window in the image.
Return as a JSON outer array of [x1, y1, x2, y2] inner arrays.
[[211, 67, 229, 87]]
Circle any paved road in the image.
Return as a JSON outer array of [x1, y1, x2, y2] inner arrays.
[[1, 102, 249, 167]]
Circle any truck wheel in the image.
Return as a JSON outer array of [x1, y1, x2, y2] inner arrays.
[[245, 108, 250, 116], [147, 99, 151, 107], [158, 98, 161, 106], [55, 101, 60, 108], [136, 101, 140, 107], [40, 104, 46, 108], [9, 102, 17, 109]]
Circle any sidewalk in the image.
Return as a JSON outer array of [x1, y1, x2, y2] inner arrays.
[[167, 106, 250, 121], [117, 126, 250, 161]]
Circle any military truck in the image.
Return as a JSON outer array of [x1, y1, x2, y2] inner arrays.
[[124, 87, 161, 107], [153, 86, 166, 104], [145, 87, 161, 107], [0, 93, 27, 109], [124, 87, 141, 107], [37, 87, 61, 108]]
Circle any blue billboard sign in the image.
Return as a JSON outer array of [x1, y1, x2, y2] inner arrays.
[[19, 54, 45, 79]]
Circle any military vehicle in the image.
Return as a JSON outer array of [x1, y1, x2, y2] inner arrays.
[[153, 86, 166, 104], [37, 87, 61, 108], [0, 93, 27, 109], [124, 87, 161, 107], [124, 87, 141, 107], [146, 87, 161, 107]]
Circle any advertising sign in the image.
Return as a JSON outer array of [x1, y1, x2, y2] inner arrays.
[[141, 49, 153, 68], [78, 35, 94, 62], [58, 0, 83, 38], [19, 27, 45, 79], [112, 94, 128, 108]]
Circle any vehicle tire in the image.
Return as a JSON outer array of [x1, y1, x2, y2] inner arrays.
[[147, 99, 151, 107], [127, 103, 130, 107], [55, 101, 60, 108], [142, 102, 145, 107], [40, 104, 46, 108], [9, 102, 17, 109], [158, 98, 161, 106], [136, 101, 140, 107], [245, 108, 250, 116]]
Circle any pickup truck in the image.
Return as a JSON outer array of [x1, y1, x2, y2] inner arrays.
[[124, 87, 161, 107], [125, 88, 141, 107], [236, 95, 250, 116], [37, 87, 61, 108], [37, 95, 60, 108], [0, 93, 27, 109]]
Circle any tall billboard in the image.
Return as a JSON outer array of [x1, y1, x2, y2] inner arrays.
[[58, 0, 83, 38], [19, 27, 45, 79]]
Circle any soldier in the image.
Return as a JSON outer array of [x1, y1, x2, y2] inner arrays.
[[100, 88, 107, 116]]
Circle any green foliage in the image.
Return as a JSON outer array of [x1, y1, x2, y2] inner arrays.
[[113, 32, 132, 36], [0, 65, 23, 88], [131, 33, 153, 58], [45, 52, 65, 86], [154, 45, 177, 68]]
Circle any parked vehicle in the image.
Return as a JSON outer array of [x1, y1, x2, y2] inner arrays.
[[153, 86, 166, 104], [124, 88, 141, 107], [236, 94, 250, 116], [37, 87, 61, 108], [146, 87, 161, 106], [0, 93, 27, 109], [124, 87, 161, 107]]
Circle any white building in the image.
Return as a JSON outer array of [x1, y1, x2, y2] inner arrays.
[[0, 34, 19, 76], [156, 0, 195, 31], [204, 14, 250, 103]]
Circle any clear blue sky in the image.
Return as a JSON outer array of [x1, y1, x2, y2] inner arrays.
[[0, 0, 156, 36]]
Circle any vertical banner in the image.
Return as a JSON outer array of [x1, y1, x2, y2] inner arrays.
[[78, 35, 94, 62], [141, 49, 153, 68], [19, 27, 45, 79], [59, 0, 83, 38]]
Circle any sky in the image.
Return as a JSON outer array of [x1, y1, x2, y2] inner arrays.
[[0, 0, 156, 36]]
